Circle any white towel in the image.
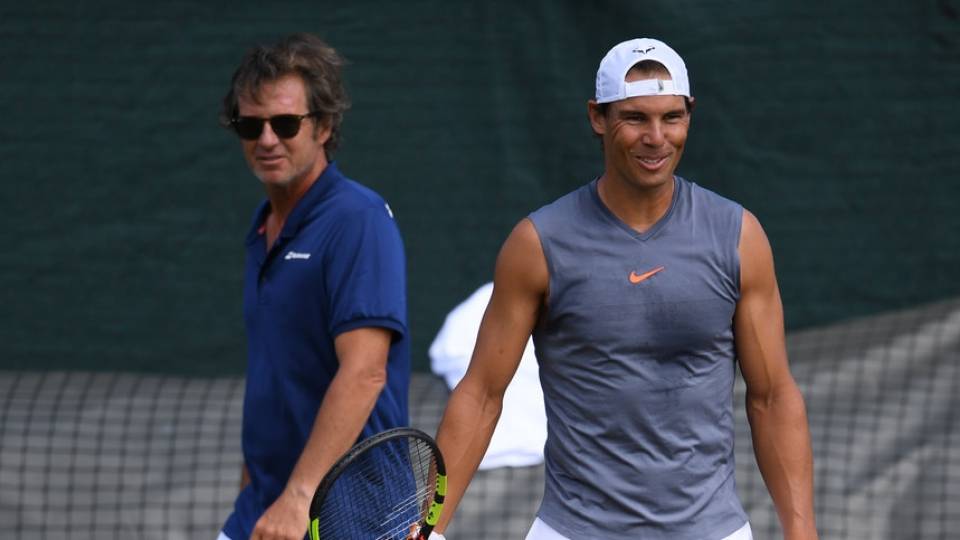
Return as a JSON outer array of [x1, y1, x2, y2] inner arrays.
[[429, 283, 547, 469]]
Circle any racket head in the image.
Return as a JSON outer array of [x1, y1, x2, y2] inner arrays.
[[309, 427, 447, 540]]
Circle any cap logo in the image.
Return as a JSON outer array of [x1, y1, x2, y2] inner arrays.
[[633, 46, 656, 54]]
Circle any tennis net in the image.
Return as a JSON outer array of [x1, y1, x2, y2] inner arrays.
[[1, 297, 958, 539]]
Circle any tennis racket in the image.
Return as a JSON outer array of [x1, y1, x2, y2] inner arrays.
[[308, 427, 447, 540]]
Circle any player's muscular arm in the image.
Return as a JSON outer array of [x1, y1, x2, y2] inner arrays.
[[735, 210, 818, 540], [433, 219, 548, 534], [252, 327, 391, 540]]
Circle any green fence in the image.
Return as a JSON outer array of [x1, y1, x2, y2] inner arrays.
[[1, 1, 958, 374]]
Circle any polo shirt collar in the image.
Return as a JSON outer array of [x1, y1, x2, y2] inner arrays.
[[244, 161, 344, 247], [279, 161, 343, 240]]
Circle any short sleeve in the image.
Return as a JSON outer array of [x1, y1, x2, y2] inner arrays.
[[325, 204, 407, 340]]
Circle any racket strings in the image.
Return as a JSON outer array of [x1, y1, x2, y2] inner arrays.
[[312, 436, 439, 540], [312, 448, 434, 521], [374, 519, 425, 540], [313, 483, 433, 527], [314, 488, 435, 539], [374, 485, 434, 525]]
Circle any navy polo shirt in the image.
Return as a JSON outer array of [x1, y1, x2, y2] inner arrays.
[[223, 162, 410, 540]]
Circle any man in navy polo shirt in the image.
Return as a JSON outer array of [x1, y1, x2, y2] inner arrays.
[[217, 33, 410, 540]]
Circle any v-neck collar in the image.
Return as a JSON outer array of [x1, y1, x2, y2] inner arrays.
[[588, 176, 682, 242]]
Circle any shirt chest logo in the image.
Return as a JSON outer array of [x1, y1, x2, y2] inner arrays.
[[284, 251, 312, 261], [628, 265, 664, 284]]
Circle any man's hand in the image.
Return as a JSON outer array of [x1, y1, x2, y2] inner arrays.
[[251, 488, 311, 540], [406, 529, 445, 540]]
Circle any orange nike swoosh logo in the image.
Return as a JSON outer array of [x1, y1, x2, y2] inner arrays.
[[629, 266, 665, 284]]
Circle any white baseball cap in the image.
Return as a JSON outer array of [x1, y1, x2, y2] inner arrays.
[[595, 38, 691, 103]]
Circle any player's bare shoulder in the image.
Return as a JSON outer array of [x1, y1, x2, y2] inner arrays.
[[738, 209, 778, 295], [494, 218, 549, 299]]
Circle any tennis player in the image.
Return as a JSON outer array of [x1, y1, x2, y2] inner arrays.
[[433, 38, 818, 540], [217, 33, 411, 540]]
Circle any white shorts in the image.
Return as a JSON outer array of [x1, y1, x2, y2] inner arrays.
[[216, 533, 231, 540], [524, 517, 753, 540]]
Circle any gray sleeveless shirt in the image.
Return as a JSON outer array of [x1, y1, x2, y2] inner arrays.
[[528, 177, 748, 539]]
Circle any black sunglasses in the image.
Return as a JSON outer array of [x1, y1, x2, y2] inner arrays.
[[230, 112, 320, 140]]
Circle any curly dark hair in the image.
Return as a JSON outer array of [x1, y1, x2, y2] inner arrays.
[[221, 33, 351, 158]]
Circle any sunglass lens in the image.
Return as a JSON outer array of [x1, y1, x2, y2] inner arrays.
[[270, 115, 303, 138], [233, 117, 264, 140]]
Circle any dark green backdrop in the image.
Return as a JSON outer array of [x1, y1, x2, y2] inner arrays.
[[2, 1, 958, 374]]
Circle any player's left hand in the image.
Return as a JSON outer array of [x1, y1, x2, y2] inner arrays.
[[250, 489, 311, 540]]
